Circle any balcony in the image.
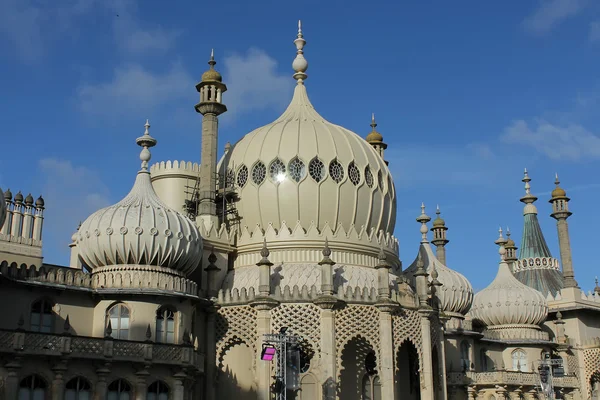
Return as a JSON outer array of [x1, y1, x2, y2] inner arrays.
[[447, 371, 579, 388], [0, 329, 204, 373]]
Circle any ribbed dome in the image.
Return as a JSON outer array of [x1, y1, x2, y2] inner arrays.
[[76, 122, 203, 276], [223, 28, 395, 241], [0, 188, 6, 231], [405, 243, 473, 316], [470, 248, 548, 327]]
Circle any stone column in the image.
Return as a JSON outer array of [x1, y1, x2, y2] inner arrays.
[[173, 371, 187, 400], [94, 364, 110, 400], [466, 385, 477, 400], [204, 308, 217, 400], [253, 303, 276, 400], [376, 303, 397, 399], [198, 113, 219, 224], [52, 361, 67, 400], [135, 367, 149, 400], [419, 310, 435, 400], [314, 297, 339, 400], [4, 358, 22, 400]]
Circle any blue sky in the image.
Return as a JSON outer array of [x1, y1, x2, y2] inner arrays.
[[1, 0, 599, 292]]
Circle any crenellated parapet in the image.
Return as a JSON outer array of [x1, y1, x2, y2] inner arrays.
[[198, 219, 400, 269], [150, 160, 201, 175], [150, 160, 201, 215], [216, 283, 415, 307], [0, 260, 204, 298]]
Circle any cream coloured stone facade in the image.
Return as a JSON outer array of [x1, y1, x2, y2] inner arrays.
[[0, 21, 599, 400]]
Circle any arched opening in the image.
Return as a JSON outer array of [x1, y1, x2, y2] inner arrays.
[[298, 374, 318, 400], [395, 340, 420, 400], [30, 298, 54, 333], [106, 303, 130, 340], [19, 375, 47, 400], [155, 305, 176, 344], [65, 376, 92, 400], [107, 379, 132, 400], [339, 336, 379, 400], [511, 349, 528, 372], [147, 381, 169, 400], [217, 341, 257, 400]]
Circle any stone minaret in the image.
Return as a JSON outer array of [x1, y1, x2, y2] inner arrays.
[[366, 114, 388, 164], [430, 205, 449, 264], [549, 174, 578, 288], [504, 227, 518, 264], [195, 50, 227, 227]]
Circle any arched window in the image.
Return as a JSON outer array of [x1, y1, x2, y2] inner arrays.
[[30, 299, 54, 333], [107, 379, 131, 400], [460, 341, 471, 371], [511, 349, 528, 372], [18, 375, 47, 400], [156, 306, 176, 344], [65, 377, 92, 400], [107, 303, 130, 340], [147, 381, 169, 400]]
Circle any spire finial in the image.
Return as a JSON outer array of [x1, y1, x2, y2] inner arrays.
[[208, 49, 216, 68], [371, 113, 377, 129], [520, 168, 538, 211], [499, 243, 507, 261], [416, 203, 431, 243], [555, 172, 560, 186], [257, 238, 273, 267], [292, 20, 308, 83], [523, 168, 531, 195], [436, 204, 440, 216], [319, 237, 335, 266], [494, 226, 507, 246], [136, 119, 157, 171]]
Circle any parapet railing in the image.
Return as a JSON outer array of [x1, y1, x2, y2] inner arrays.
[[0, 329, 204, 372], [446, 371, 579, 388]]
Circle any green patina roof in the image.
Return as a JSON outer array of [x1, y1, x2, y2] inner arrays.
[[519, 213, 552, 259]]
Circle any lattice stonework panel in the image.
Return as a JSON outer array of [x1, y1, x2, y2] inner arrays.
[[270, 303, 321, 356], [216, 305, 258, 364], [583, 348, 600, 394], [392, 309, 422, 359]]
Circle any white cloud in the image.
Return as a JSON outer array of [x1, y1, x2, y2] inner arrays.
[[221, 48, 294, 121], [523, 0, 587, 35], [502, 119, 600, 160], [76, 62, 195, 117], [590, 21, 600, 42], [38, 158, 111, 264]]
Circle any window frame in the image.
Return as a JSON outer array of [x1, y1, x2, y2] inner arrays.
[[155, 306, 177, 344], [18, 374, 48, 400], [146, 381, 169, 400], [107, 379, 132, 400], [106, 303, 131, 340], [65, 376, 92, 400], [30, 298, 55, 333], [511, 348, 528, 372]]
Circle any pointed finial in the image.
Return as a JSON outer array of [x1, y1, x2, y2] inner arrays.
[[499, 243, 507, 261], [136, 119, 157, 171], [495, 226, 507, 246], [319, 238, 335, 266], [210, 48, 214, 60], [63, 315, 71, 333], [436, 205, 440, 215], [105, 319, 113, 338], [292, 20, 308, 83], [416, 203, 431, 242], [595, 277, 600, 295], [146, 324, 152, 340], [371, 113, 377, 128], [555, 172, 560, 186], [257, 238, 274, 266]]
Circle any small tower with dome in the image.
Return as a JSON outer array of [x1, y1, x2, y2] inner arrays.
[[366, 113, 388, 164]]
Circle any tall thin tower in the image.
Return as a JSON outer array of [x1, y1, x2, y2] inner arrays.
[[195, 50, 227, 227]]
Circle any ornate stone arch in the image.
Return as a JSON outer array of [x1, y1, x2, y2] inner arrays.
[[216, 306, 258, 360]]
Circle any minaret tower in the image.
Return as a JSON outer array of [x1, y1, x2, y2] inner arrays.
[[195, 49, 227, 227], [504, 227, 518, 264], [549, 174, 578, 288], [430, 205, 449, 264], [366, 114, 388, 164]]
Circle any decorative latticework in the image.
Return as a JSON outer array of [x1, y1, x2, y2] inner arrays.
[[583, 348, 600, 395], [364, 166, 374, 188], [329, 159, 344, 183], [348, 162, 361, 186], [309, 157, 326, 182], [23, 333, 63, 352], [288, 157, 306, 182], [153, 344, 183, 361], [113, 341, 145, 358], [392, 309, 422, 358], [237, 165, 248, 187], [0, 330, 14, 349], [70, 337, 104, 355], [269, 158, 286, 182], [216, 305, 258, 366], [251, 162, 266, 185], [270, 304, 321, 357], [335, 305, 381, 378]]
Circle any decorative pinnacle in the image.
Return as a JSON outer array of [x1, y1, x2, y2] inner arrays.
[[292, 20, 308, 83], [136, 119, 157, 171], [520, 168, 538, 205], [375, 242, 390, 269], [555, 173, 560, 186], [499, 243, 507, 261], [371, 113, 377, 129], [494, 226, 507, 246], [595, 277, 600, 295], [257, 238, 274, 267], [416, 203, 431, 242], [319, 238, 335, 266], [430, 263, 442, 287]]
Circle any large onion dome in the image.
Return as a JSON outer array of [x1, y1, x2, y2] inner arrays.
[[404, 205, 473, 316], [76, 121, 202, 276], [221, 22, 396, 239], [0, 188, 6, 231], [470, 245, 548, 327]]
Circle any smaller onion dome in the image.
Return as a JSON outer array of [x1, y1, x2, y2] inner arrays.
[[432, 206, 446, 228], [201, 49, 223, 82], [551, 173, 567, 198], [14, 191, 23, 204], [77, 120, 203, 276], [35, 196, 45, 208], [405, 204, 474, 316], [470, 244, 548, 327], [366, 113, 384, 144], [25, 193, 34, 206], [4, 188, 12, 201], [0, 188, 6, 230]]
